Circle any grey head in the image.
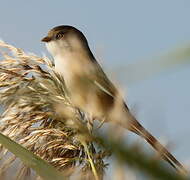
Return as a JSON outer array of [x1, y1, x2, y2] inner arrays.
[[41, 25, 94, 58]]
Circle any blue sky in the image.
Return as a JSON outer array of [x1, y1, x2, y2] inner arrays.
[[0, 0, 190, 174]]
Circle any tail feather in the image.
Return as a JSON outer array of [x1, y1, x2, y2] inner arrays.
[[129, 119, 187, 174], [119, 104, 187, 175]]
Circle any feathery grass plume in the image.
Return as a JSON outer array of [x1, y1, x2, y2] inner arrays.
[[0, 41, 108, 180]]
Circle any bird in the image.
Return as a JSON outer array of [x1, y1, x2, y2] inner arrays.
[[41, 25, 187, 174]]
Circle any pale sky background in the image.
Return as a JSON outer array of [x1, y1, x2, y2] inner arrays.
[[0, 0, 190, 178]]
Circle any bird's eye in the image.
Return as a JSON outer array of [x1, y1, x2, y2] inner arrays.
[[56, 32, 64, 39]]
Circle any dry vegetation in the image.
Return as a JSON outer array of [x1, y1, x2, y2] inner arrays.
[[0, 41, 109, 180]]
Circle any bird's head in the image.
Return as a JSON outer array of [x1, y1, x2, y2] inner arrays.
[[41, 25, 90, 57]]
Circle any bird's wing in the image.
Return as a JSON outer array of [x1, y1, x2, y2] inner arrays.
[[90, 61, 118, 98]]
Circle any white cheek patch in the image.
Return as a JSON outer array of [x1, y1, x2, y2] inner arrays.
[[46, 40, 71, 57], [46, 41, 58, 56]]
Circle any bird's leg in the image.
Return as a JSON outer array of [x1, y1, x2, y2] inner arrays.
[[96, 117, 106, 129], [87, 114, 94, 133]]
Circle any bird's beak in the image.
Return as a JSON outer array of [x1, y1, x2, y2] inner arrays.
[[41, 36, 52, 42]]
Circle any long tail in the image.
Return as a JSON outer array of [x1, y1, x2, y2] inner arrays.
[[119, 105, 187, 175]]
